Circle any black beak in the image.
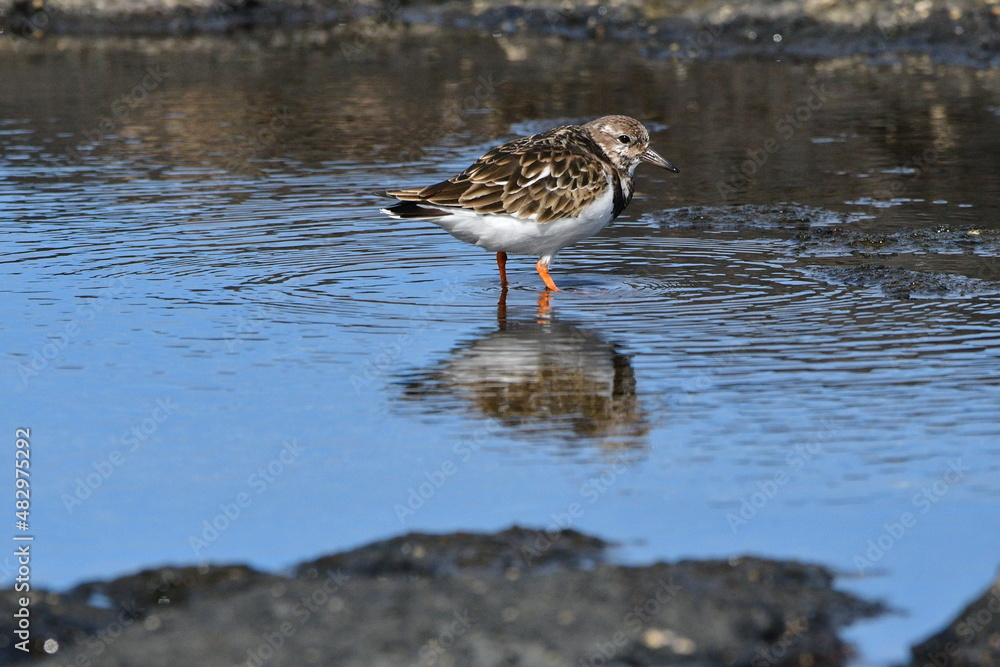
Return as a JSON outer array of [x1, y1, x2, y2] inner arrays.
[[641, 148, 679, 173]]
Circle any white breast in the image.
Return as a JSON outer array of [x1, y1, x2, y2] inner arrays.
[[430, 177, 618, 264]]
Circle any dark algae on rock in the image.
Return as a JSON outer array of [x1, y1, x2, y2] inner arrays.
[[3, 528, 885, 666]]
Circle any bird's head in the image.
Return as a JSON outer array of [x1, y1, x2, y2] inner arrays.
[[585, 115, 679, 176]]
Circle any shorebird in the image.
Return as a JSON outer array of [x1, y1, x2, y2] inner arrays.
[[382, 115, 678, 291]]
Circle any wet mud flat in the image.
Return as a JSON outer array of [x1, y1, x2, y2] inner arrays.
[[648, 205, 1000, 299], [4, 0, 1000, 66], [1, 527, 890, 666]]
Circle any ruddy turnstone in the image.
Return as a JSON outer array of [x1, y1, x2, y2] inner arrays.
[[381, 115, 678, 291]]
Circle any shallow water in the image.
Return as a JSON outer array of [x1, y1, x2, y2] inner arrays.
[[3, 37, 1000, 662]]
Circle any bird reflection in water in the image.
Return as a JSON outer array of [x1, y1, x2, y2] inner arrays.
[[401, 291, 649, 448]]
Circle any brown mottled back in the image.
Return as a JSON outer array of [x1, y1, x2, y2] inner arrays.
[[388, 124, 614, 223]]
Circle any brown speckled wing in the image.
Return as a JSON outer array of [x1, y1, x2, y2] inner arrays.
[[388, 126, 611, 224]]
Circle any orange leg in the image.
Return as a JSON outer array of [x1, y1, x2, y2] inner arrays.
[[496, 252, 508, 288], [535, 260, 560, 292]]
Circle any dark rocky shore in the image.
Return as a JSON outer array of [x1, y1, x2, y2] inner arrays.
[[0, 527, 892, 666], [3, 0, 1000, 65], [908, 575, 1000, 667], [3, 527, 997, 665]]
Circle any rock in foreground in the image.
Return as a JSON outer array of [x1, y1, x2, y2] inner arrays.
[[7, 527, 884, 666], [909, 575, 1000, 667]]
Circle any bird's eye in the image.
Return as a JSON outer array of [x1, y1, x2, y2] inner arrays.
[[618, 135, 631, 144]]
